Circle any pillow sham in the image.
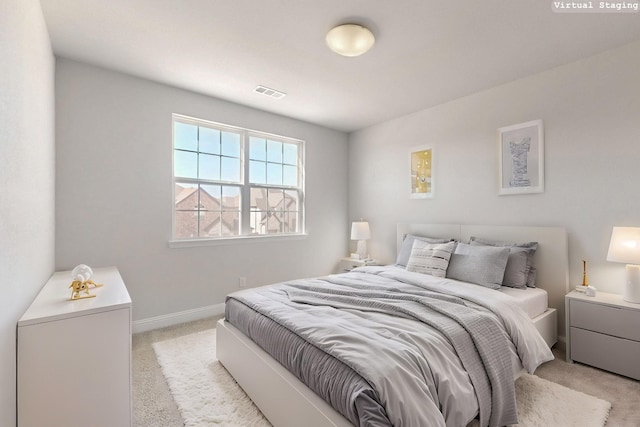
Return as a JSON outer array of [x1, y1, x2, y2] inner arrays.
[[527, 267, 537, 288], [446, 242, 510, 290], [396, 234, 452, 267], [406, 240, 456, 278], [470, 237, 538, 288]]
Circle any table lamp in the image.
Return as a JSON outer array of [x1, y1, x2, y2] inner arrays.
[[607, 226, 640, 303], [351, 220, 371, 260]]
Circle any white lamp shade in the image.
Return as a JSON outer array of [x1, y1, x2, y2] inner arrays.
[[607, 226, 640, 303], [607, 227, 640, 265], [326, 24, 375, 57], [351, 221, 371, 240]]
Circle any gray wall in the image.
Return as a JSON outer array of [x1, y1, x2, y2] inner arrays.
[[349, 40, 640, 337], [0, 1, 56, 425], [55, 59, 349, 322]]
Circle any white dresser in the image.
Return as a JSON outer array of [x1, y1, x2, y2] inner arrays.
[[18, 266, 132, 427], [565, 290, 640, 380]]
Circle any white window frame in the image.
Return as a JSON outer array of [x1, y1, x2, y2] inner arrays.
[[170, 114, 305, 246]]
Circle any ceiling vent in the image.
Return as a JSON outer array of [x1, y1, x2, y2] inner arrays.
[[254, 85, 286, 99]]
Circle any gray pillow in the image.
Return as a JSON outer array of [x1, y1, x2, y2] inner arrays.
[[470, 237, 538, 288], [527, 267, 537, 288], [406, 240, 456, 278], [396, 234, 452, 267], [446, 243, 510, 290]]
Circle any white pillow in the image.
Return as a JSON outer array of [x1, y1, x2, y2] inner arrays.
[[396, 234, 452, 266], [406, 240, 456, 277]]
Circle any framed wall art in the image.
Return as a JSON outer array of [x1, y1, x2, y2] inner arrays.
[[498, 119, 544, 195], [409, 145, 433, 199]]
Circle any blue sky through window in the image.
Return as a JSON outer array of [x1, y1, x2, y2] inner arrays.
[[174, 122, 241, 182]]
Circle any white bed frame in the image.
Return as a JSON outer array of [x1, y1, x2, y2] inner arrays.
[[217, 224, 569, 427]]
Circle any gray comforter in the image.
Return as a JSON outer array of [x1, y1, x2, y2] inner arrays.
[[226, 266, 554, 427]]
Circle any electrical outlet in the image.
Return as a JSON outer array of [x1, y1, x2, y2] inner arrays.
[[239, 276, 247, 288]]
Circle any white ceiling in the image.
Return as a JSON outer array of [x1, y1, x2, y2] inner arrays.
[[40, 0, 640, 132]]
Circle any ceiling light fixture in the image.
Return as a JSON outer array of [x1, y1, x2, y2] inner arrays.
[[326, 24, 375, 57]]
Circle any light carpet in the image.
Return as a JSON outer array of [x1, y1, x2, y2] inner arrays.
[[153, 329, 611, 427]]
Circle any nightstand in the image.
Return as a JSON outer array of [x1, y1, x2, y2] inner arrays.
[[565, 290, 640, 380], [337, 257, 378, 272]]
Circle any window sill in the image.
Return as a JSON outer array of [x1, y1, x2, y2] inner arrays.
[[168, 233, 308, 248]]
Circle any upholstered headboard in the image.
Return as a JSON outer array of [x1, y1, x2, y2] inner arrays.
[[397, 223, 570, 337]]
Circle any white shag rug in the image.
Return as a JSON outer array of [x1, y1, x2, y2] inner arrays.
[[153, 329, 271, 427], [153, 329, 611, 427]]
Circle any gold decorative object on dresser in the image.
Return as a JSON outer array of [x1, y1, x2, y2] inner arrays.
[[68, 264, 103, 300]]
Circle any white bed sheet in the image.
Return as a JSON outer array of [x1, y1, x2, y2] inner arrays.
[[500, 287, 548, 319]]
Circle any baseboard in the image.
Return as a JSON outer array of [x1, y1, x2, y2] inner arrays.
[[132, 303, 225, 333]]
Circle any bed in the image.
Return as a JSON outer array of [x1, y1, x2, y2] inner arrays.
[[217, 224, 569, 427]]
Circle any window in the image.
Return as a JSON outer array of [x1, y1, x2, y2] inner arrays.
[[172, 114, 304, 241]]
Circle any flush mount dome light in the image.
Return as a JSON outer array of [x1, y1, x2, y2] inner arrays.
[[326, 24, 375, 57]]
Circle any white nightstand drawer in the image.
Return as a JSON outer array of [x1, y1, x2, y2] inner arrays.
[[570, 327, 640, 380], [570, 299, 640, 341]]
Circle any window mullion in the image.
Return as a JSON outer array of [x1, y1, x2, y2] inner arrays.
[[241, 131, 251, 235], [196, 127, 201, 238], [196, 183, 201, 238]]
